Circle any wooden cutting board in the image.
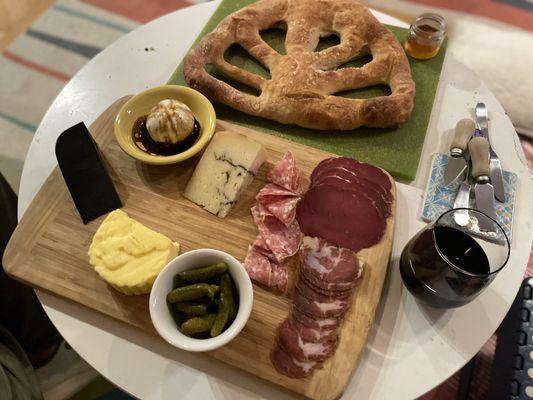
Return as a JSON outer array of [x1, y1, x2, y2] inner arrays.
[[3, 97, 395, 400]]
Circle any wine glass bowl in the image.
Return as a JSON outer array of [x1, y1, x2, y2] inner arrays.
[[400, 208, 510, 308]]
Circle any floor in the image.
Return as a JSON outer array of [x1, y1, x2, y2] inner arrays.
[[0, 0, 54, 51]]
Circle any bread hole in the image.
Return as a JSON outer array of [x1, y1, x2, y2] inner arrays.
[[337, 53, 373, 69], [223, 43, 271, 80], [315, 33, 341, 52], [204, 63, 261, 97], [333, 84, 391, 99], [260, 25, 287, 55]]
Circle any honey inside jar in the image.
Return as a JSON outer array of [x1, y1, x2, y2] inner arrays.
[[405, 14, 446, 60]]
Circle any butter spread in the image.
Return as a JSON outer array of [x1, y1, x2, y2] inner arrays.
[[88, 209, 179, 295]]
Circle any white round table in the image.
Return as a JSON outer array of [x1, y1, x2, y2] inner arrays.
[[19, 2, 533, 399]]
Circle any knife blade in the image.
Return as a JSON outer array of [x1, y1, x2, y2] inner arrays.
[[469, 136, 497, 231], [444, 118, 475, 185], [475, 103, 505, 202], [453, 156, 471, 226]]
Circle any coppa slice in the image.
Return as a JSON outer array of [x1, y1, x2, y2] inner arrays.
[[271, 346, 318, 379], [292, 308, 341, 331], [293, 286, 350, 318], [277, 319, 337, 362], [298, 237, 363, 292], [289, 314, 337, 343], [184, 131, 267, 218], [297, 186, 386, 252]]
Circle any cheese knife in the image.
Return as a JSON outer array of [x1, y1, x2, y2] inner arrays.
[[444, 118, 475, 185], [452, 154, 471, 226], [469, 136, 497, 231], [475, 103, 505, 202]]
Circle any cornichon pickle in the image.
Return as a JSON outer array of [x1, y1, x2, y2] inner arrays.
[[174, 263, 228, 285], [226, 276, 237, 322], [174, 302, 207, 316], [210, 274, 233, 337], [180, 314, 216, 335], [167, 283, 217, 303]]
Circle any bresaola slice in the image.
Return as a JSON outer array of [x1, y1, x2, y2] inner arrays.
[[297, 185, 386, 252], [311, 157, 392, 194]]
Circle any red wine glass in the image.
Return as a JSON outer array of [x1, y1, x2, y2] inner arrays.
[[400, 208, 510, 308]]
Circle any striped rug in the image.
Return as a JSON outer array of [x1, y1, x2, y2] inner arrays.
[[0, 1, 532, 399]]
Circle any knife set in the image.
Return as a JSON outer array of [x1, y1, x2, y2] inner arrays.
[[443, 103, 506, 232]]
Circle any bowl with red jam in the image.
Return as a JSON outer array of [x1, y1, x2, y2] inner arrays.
[[115, 85, 216, 165]]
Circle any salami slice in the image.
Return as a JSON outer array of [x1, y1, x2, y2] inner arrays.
[[277, 319, 337, 362], [243, 243, 288, 292], [297, 185, 386, 252], [243, 245, 272, 288], [267, 152, 301, 193], [256, 183, 300, 226], [251, 205, 301, 262], [271, 345, 317, 378]]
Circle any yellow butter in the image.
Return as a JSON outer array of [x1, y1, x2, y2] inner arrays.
[[88, 209, 179, 295]]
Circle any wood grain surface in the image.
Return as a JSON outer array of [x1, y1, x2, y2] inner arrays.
[[3, 97, 396, 400]]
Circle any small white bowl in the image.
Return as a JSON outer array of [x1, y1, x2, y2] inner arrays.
[[149, 249, 253, 352]]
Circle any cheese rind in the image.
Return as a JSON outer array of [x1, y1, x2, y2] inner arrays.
[[184, 131, 267, 218], [88, 209, 179, 295]]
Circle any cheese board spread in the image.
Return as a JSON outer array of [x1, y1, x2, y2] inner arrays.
[[3, 96, 396, 400]]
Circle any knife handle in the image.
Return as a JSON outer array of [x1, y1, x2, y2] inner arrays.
[[469, 136, 490, 181], [450, 119, 475, 156]]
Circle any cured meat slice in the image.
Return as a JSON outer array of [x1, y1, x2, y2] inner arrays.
[[298, 237, 362, 291], [270, 260, 289, 292], [271, 345, 317, 378], [277, 319, 337, 362], [243, 245, 273, 288], [312, 178, 389, 219], [299, 273, 354, 297], [297, 185, 386, 252], [243, 239, 288, 292], [289, 314, 337, 343], [292, 308, 341, 331], [251, 205, 301, 262], [311, 157, 392, 193], [313, 168, 392, 203], [267, 152, 301, 193], [256, 183, 299, 226], [293, 287, 350, 318]]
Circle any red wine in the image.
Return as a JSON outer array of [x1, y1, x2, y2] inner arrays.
[[400, 225, 491, 308]]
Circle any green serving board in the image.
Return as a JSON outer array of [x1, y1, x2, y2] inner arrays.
[[168, 0, 447, 180]]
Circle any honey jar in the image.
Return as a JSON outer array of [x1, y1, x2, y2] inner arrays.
[[404, 13, 446, 60]]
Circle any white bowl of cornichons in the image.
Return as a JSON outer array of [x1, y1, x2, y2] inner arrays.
[[149, 248, 253, 352]]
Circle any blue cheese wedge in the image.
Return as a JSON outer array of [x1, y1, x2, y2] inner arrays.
[[184, 131, 267, 218]]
